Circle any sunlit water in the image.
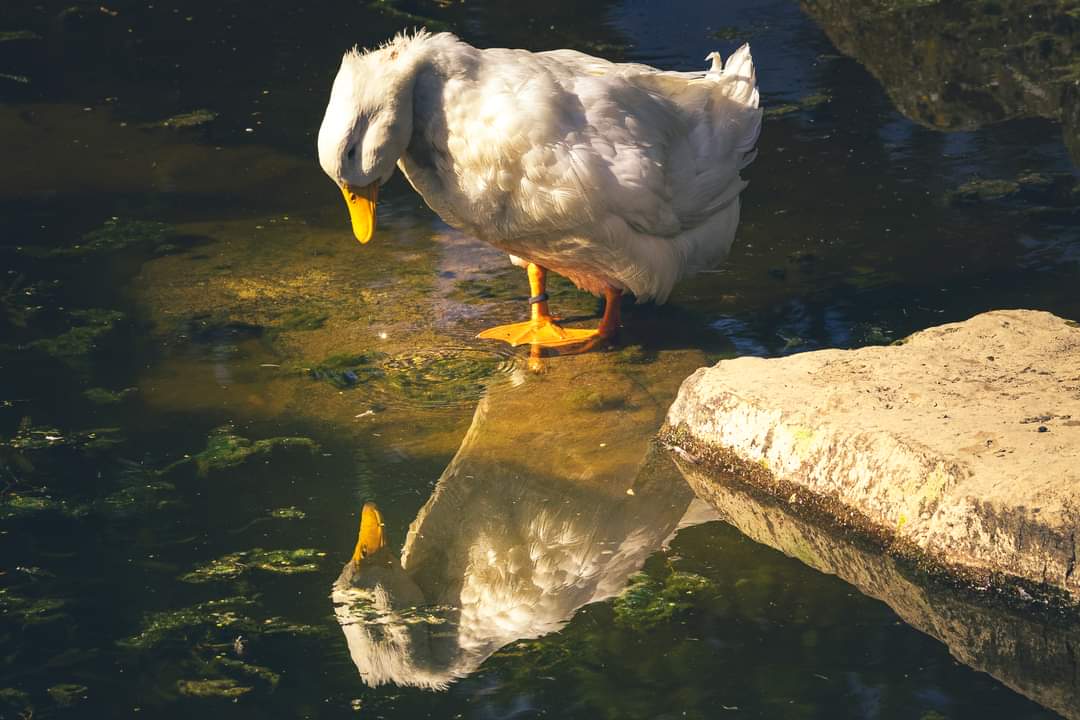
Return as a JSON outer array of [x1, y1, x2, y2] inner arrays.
[[2, 0, 1079, 717]]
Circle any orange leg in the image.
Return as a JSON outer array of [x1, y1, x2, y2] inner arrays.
[[597, 287, 622, 339], [476, 263, 605, 348]]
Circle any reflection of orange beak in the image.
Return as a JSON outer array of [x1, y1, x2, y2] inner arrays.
[[351, 502, 386, 565], [341, 182, 378, 244]]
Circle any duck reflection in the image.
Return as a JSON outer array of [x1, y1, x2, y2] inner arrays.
[[331, 350, 713, 689]]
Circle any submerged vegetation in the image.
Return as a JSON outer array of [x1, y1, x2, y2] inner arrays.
[[181, 548, 326, 582]]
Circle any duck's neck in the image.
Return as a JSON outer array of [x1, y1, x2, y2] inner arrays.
[[396, 36, 479, 231]]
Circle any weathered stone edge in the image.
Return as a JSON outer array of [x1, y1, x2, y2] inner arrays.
[[657, 421, 1080, 609]]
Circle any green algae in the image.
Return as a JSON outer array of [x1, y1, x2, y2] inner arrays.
[[177, 677, 252, 698], [180, 548, 326, 583], [268, 506, 306, 519], [172, 424, 320, 476], [382, 349, 501, 405], [950, 177, 1021, 202], [709, 26, 745, 41], [212, 656, 281, 689], [0, 588, 68, 625], [370, 0, 452, 32], [5, 419, 123, 452], [83, 387, 137, 405], [99, 481, 178, 517], [0, 30, 42, 42], [613, 571, 715, 629], [119, 596, 260, 650], [47, 683, 88, 706], [306, 351, 385, 388], [120, 596, 325, 651], [28, 308, 125, 361], [0, 492, 88, 520], [153, 109, 219, 129], [275, 307, 329, 332], [0, 688, 32, 716], [50, 218, 171, 258], [566, 388, 630, 413]]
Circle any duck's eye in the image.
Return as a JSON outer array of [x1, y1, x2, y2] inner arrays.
[[346, 144, 357, 161]]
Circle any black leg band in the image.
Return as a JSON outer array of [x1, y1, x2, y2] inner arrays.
[[528, 293, 549, 305]]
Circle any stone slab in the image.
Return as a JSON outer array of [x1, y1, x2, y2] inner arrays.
[[662, 310, 1080, 603]]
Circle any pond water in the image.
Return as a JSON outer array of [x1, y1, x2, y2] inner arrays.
[[2, 0, 1079, 717]]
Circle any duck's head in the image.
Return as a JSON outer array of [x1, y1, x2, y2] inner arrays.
[[317, 43, 420, 244], [332, 502, 459, 689]]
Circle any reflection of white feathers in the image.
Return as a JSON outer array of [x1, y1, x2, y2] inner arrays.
[[332, 391, 713, 690]]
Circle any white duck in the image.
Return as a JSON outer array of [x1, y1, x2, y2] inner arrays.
[[318, 31, 761, 347]]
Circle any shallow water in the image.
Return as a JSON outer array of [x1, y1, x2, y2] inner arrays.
[[2, 0, 1079, 717]]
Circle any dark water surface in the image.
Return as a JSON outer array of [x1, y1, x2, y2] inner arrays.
[[2, 0, 1079, 717]]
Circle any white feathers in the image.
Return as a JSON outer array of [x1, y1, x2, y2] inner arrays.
[[322, 33, 761, 302]]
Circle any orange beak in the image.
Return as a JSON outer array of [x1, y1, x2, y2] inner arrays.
[[351, 502, 386, 565], [341, 182, 378, 244]]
